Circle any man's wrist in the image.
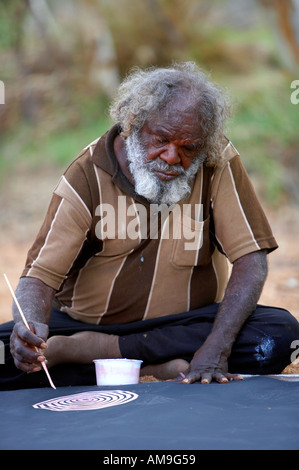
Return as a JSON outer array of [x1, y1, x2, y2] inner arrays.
[[202, 329, 234, 359]]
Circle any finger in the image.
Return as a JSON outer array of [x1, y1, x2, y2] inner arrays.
[[11, 335, 46, 366], [214, 372, 229, 384], [16, 323, 47, 349], [28, 322, 49, 344], [13, 356, 42, 373], [181, 370, 201, 384], [200, 373, 212, 384], [12, 350, 46, 373], [225, 373, 244, 381], [171, 372, 186, 383], [13, 348, 45, 367], [175, 367, 191, 382], [13, 346, 46, 365], [182, 370, 211, 384]]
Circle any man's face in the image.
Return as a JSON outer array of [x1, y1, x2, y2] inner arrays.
[[125, 100, 205, 205]]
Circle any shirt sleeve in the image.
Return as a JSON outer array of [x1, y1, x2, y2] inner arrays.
[[211, 142, 278, 263], [21, 159, 93, 291]]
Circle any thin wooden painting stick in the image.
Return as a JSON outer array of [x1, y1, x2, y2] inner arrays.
[[3, 273, 56, 389]]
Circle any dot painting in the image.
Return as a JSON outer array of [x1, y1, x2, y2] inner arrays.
[[32, 390, 139, 412]]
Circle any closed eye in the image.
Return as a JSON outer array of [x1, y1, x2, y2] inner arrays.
[[183, 143, 201, 152], [154, 137, 168, 146]]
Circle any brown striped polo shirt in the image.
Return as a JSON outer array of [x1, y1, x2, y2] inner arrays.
[[21, 124, 278, 324]]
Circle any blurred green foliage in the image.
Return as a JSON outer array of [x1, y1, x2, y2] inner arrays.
[[225, 70, 299, 204], [0, 0, 298, 207]]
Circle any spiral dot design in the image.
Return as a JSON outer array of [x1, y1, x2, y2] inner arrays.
[[33, 390, 139, 411]]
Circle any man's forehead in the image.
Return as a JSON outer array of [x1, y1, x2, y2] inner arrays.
[[146, 123, 201, 142], [143, 108, 202, 142]]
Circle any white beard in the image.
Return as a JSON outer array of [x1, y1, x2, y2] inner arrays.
[[125, 131, 204, 205]]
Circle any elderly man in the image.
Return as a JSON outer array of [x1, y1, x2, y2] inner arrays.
[[1, 62, 299, 389]]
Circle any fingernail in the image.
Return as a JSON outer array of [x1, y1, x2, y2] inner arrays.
[[40, 342, 47, 349], [29, 366, 41, 373], [202, 379, 209, 384], [182, 378, 189, 383]]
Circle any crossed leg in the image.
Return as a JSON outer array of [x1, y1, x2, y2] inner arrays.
[[45, 331, 189, 380]]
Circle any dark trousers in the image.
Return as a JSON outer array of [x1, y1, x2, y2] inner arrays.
[[1, 304, 299, 390]]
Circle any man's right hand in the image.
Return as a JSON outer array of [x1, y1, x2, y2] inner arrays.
[[10, 321, 49, 373]]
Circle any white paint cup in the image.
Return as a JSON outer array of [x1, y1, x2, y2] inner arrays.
[[93, 358, 143, 385]]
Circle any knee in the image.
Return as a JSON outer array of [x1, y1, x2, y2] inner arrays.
[[256, 309, 299, 372], [279, 310, 299, 365], [244, 307, 299, 374], [277, 308, 299, 346]]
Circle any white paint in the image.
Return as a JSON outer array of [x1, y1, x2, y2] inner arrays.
[[254, 337, 275, 362], [33, 390, 139, 411]]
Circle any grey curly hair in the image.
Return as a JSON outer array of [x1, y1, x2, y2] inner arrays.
[[109, 62, 232, 166]]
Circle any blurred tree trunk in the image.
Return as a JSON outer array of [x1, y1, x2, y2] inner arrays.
[[144, 0, 185, 49], [87, 0, 120, 96], [10, 1, 38, 123], [46, 0, 120, 96], [25, 0, 60, 47], [260, 0, 299, 69]]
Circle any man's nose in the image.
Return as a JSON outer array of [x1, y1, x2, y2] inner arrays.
[[160, 144, 181, 165]]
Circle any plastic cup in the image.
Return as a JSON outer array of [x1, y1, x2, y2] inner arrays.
[[93, 358, 143, 385]]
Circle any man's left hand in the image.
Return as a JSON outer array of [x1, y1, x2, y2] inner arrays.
[[179, 342, 243, 384]]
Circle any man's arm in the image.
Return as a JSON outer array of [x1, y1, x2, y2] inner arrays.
[[10, 277, 55, 373], [181, 249, 268, 384]]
